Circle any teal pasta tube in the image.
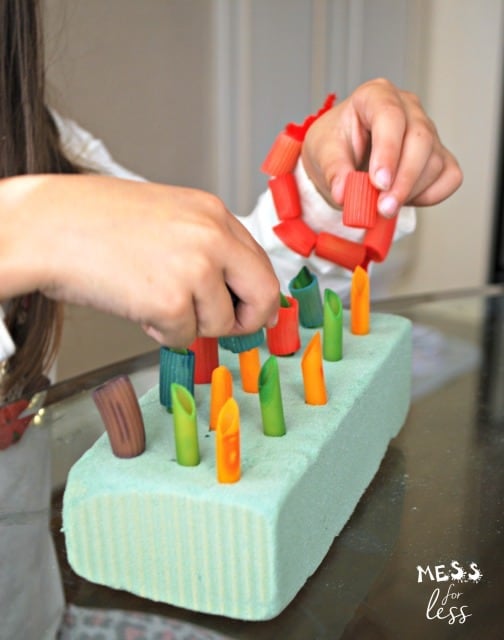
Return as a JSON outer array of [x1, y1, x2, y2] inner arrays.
[[288, 266, 323, 328], [258, 356, 286, 437], [171, 383, 200, 466], [159, 347, 195, 412], [323, 289, 343, 362], [218, 328, 265, 354]]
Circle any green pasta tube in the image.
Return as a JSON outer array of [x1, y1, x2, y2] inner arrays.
[[171, 383, 200, 466], [258, 356, 286, 437], [288, 266, 323, 328], [323, 289, 343, 361]]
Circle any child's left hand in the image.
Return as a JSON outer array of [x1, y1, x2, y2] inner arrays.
[[301, 78, 463, 218]]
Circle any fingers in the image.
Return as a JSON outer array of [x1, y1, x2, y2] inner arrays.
[[142, 215, 279, 348], [352, 81, 442, 216], [375, 135, 462, 217], [141, 276, 233, 349], [192, 257, 236, 337], [302, 109, 364, 207], [322, 79, 408, 205], [408, 151, 464, 207], [352, 79, 408, 192], [141, 289, 198, 349], [222, 219, 280, 334], [361, 83, 460, 216], [303, 78, 463, 215], [374, 109, 441, 216], [226, 270, 280, 336]]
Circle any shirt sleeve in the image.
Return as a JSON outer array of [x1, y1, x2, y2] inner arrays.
[[51, 111, 147, 182]]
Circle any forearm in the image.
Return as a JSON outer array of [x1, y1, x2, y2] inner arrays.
[[1, 172, 162, 305], [0, 174, 57, 300], [1, 173, 280, 347]]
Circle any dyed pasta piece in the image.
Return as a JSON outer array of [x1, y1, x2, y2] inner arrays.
[[323, 289, 343, 362], [218, 328, 264, 354], [314, 232, 366, 271], [187, 337, 219, 384], [301, 332, 327, 405], [351, 266, 370, 335], [266, 295, 301, 356], [171, 383, 200, 467], [288, 265, 323, 328], [258, 356, 286, 437], [343, 171, 379, 229], [216, 397, 240, 483], [159, 347, 195, 412], [93, 375, 145, 458]]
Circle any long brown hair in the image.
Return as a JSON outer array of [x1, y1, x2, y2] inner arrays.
[[1, 0, 80, 399]]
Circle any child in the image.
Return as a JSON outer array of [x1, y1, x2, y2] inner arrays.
[[0, 1, 462, 638], [0, 2, 463, 405]]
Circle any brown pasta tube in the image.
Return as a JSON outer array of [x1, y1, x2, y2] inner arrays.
[[93, 375, 145, 458]]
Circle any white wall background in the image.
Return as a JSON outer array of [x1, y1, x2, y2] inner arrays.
[[212, 0, 426, 216], [401, 1, 503, 295], [43, 0, 504, 378]]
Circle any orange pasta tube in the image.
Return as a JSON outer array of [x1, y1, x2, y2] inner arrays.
[[239, 347, 261, 393], [209, 365, 233, 430], [301, 332, 327, 405], [351, 266, 370, 335], [216, 397, 241, 483]]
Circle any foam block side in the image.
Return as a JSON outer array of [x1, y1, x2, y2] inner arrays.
[[63, 313, 411, 620]]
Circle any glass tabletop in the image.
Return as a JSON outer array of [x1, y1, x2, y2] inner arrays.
[[10, 286, 504, 639]]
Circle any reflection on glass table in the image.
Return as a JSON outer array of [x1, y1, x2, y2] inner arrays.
[[3, 286, 504, 640]]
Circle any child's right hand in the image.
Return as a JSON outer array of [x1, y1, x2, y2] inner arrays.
[[301, 78, 463, 218], [0, 175, 280, 348]]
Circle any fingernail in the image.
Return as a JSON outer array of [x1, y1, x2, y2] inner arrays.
[[330, 175, 344, 205], [374, 168, 392, 191], [378, 194, 398, 218]]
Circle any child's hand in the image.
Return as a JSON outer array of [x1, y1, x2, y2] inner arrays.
[[301, 78, 463, 218], [1, 175, 280, 348]]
